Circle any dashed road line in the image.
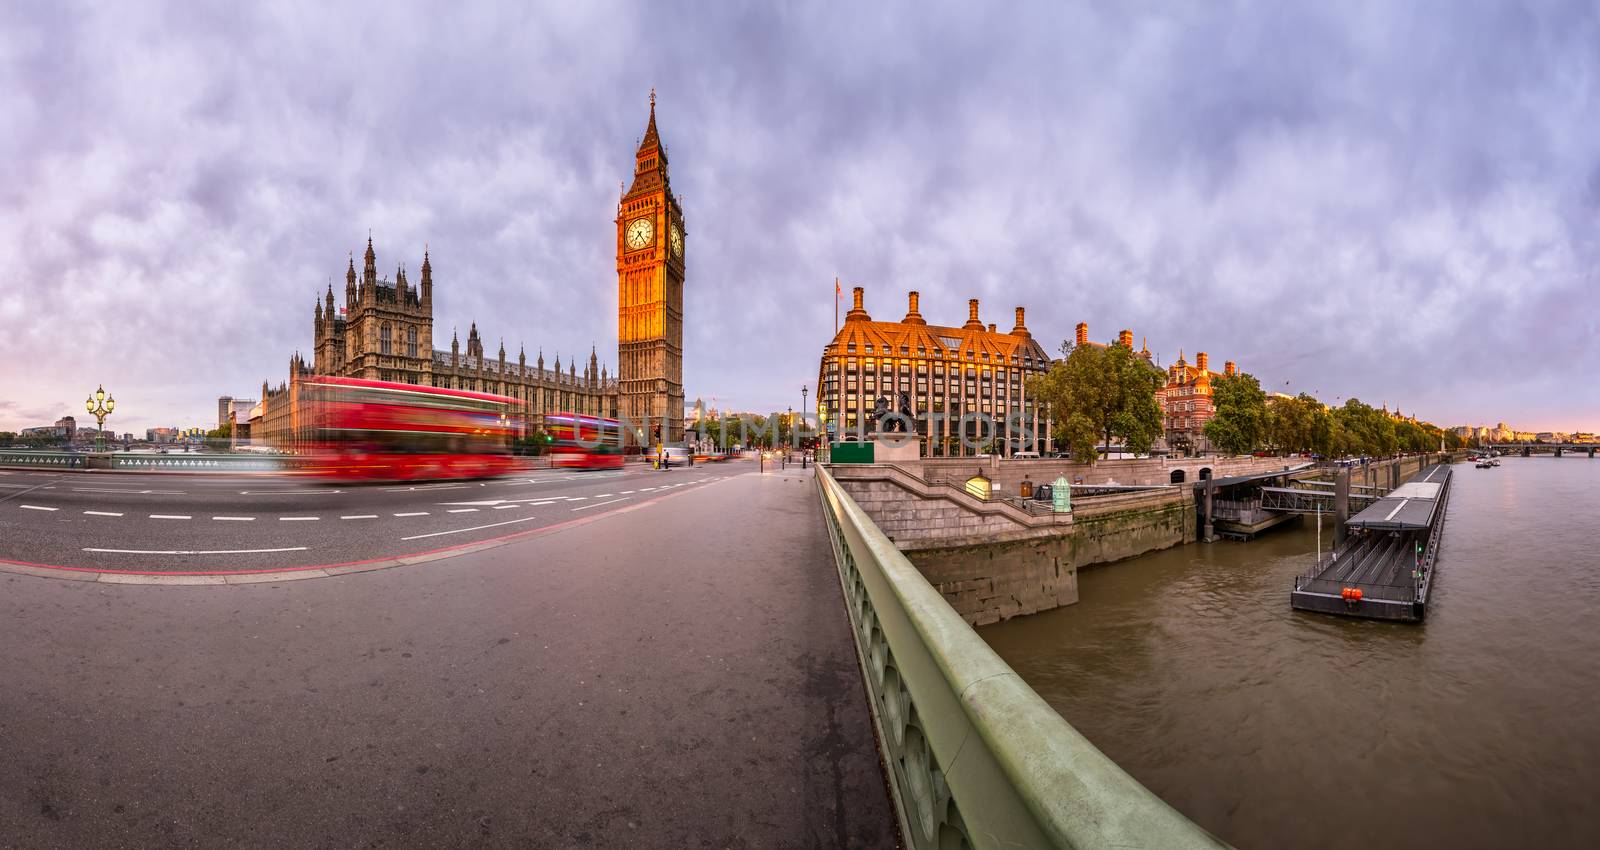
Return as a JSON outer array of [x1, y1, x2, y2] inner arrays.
[[20, 504, 58, 511], [493, 505, 518, 510], [400, 514, 545, 541], [571, 497, 628, 512], [341, 514, 379, 520], [394, 511, 429, 517], [83, 510, 123, 517], [150, 514, 191, 520], [280, 516, 320, 521], [82, 546, 309, 555], [212, 516, 255, 522], [446, 508, 478, 513]]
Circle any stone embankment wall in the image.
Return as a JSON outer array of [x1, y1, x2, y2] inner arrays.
[[908, 454, 1305, 497], [829, 463, 1197, 626]]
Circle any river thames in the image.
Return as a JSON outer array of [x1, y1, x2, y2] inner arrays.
[[982, 456, 1599, 850]]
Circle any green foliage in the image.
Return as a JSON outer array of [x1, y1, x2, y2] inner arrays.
[[1333, 398, 1399, 456], [0, 431, 14, 446], [1028, 339, 1163, 461], [1204, 372, 1269, 455]]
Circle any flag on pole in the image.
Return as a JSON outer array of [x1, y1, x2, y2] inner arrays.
[[834, 277, 841, 334]]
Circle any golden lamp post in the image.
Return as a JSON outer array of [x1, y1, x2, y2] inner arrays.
[[85, 385, 115, 453]]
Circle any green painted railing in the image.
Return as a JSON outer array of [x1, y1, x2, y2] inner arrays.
[[815, 465, 1229, 849]]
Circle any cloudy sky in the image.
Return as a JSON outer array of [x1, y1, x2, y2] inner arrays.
[[2, 0, 1597, 435]]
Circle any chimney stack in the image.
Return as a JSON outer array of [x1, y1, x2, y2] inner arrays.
[[1012, 306, 1027, 335], [1118, 329, 1134, 348], [963, 299, 983, 330], [1225, 360, 1236, 376], [845, 286, 871, 322], [1197, 352, 1209, 372], [903, 290, 926, 325], [1075, 322, 1089, 346], [988, 323, 996, 333]]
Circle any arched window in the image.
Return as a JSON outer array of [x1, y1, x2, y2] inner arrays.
[[380, 323, 392, 355], [406, 326, 418, 358]]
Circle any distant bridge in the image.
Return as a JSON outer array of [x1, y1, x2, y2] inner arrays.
[[1487, 443, 1597, 458]]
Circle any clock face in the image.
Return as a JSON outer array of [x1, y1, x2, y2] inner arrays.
[[625, 217, 654, 249], [669, 223, 683, 257]]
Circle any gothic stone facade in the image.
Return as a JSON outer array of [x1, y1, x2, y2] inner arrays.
[[616, 92, 686, 447], [256, 235, 618, 449]]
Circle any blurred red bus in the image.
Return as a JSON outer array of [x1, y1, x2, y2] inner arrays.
[[547, 412, 624, 469], [300, 376, 523, 481]]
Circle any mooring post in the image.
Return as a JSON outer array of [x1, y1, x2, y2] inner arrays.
[[1334, 467, 1350, 546]]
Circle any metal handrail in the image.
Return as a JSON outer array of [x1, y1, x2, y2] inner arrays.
[[815, 465, 1227, 849]]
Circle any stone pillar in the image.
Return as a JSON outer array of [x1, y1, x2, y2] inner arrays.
[[1203, 477, 1215, 543], [1334, 467, 1351, 546]]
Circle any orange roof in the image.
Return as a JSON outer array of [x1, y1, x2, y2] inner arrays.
[[827, 288, 1050, 364]]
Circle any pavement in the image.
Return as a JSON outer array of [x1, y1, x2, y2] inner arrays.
[[0, 465, 895, 848], [0, 462, 738, 576]]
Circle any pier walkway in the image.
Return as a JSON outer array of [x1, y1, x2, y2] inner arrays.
[[1290, 464, 1452, 621]]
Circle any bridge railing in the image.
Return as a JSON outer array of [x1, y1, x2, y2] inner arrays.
[[815, 465, 1227, 850]]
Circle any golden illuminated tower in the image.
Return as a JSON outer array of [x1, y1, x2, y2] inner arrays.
[[617, 90, 685, 447]]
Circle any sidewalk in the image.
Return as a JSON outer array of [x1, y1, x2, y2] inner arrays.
[[0, 469, 894, 848]]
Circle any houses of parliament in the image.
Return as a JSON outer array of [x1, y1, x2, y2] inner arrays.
[[255, 94, 685, 449]]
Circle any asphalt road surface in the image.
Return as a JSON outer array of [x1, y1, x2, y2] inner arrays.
[[0, 462, 743, 575], [0, 463, 895, 848]]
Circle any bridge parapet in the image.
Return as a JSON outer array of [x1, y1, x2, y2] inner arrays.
[[815, 465, 1228, 849]]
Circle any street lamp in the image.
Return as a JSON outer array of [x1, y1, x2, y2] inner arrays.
[[84, 385, 114, 453], [801, 384, 808, 451]]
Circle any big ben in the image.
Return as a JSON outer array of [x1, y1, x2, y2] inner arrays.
[[617, 90, 685, 448]]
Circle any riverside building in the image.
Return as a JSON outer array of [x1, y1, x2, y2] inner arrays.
[[816, 288, 1052, 457]]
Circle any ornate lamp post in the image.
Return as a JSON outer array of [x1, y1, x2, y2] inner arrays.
[[85, 385, 115, 453]]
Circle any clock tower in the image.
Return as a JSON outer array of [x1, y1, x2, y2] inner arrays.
[[617, 90, 685, 448]]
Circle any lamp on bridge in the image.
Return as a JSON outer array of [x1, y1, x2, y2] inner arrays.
[[85, 385, 114, 453]]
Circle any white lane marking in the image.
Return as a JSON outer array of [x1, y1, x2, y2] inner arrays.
[[400, 514, 544, 541], [150, 514, 191, 520], [639, 487, 656, 491], [341, 514, 379, 520], [0, 483, 39, 489], [493, 504, 518, 510], [212, 516, 255, 521], [439, 499, 508, 507], [72, 487, 186, 495], [571, 497, 628, 512], [385, 484, 471, 492], [239, 489, 342, 495], [20, 504, 58, 511], [83, 546, 309, 555], [84, 510, 124, 517], [394, 511, 429, 517], [527, 500, 559, 506], [594, 493, 613, 498], [279, 516, 320, 521], [621, 490, 635, 494], [567, 496, 588, 501], [446, 508, 478, 513]]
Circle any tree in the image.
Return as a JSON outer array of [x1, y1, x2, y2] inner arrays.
[[1204, 372, 1269, 455], [1332, 398, 1398, 456], [0, 431, 14, 446], [1028, 339, 1163, 461]]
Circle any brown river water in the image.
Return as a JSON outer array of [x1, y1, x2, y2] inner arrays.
[[981, 456, 1600, 849]]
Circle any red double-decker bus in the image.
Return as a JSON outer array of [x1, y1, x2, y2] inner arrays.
[[546, 412, 625, 469], [299, 376, 523, 482]]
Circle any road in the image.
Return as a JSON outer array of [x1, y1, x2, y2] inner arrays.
[[0, 462, 740, 576], [0, 462, 894, 848]]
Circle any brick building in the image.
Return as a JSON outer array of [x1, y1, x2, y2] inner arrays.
[[817, 288, 1052, 457]]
